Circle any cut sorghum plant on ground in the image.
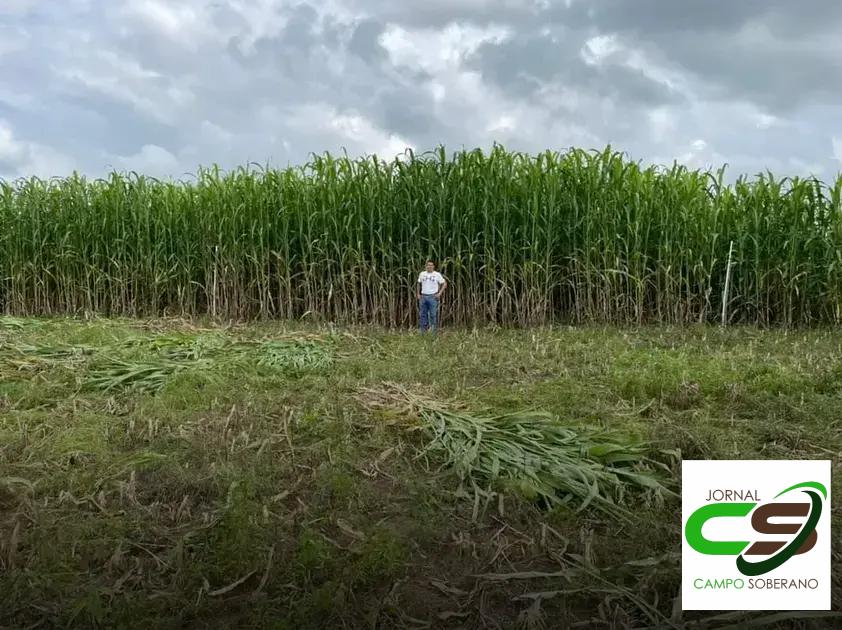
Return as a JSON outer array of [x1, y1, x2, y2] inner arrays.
[[253, 340, 333, 374], [0, 332, 334, 394], [358, 383, 676, 519]]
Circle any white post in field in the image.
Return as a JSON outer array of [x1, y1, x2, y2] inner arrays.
[[721, 240, 734, 326]]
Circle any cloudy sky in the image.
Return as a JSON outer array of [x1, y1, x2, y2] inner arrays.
[[1, 0, 841, 181]]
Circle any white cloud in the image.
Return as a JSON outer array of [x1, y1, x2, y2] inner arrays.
[[755, 113, 778, 129], [581, 34, 687, 95], [61, 49, 195, 125], [832, 137, 842, 164], [487, 115, 516, 133], [581, 34, 619, 65], [121, 0, 228, 48], [129, 0, 196, 35], [0, 120, 74, 180], [623, 48, 687, 93], [200, 120, 234, 144], [429, 81, 447, 102], [374, 19, 607, 154], [648, 107, 676, 142], [107, 144, 180, 177], [271, 103, 412, 161], [380, 22, 510, 74], [0, 123, 26, 165]]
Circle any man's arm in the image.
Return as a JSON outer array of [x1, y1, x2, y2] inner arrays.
[[436, 276, 447, 297], [416, 279, 422, 300]]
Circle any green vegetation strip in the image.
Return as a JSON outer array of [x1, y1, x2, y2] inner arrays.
[[2, 146, 842, 325]]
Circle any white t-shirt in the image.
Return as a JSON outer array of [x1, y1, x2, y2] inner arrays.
[[418, 271, 445, 295]]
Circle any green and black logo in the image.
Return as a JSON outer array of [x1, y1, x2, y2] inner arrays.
[[684, 481, 826, 576]]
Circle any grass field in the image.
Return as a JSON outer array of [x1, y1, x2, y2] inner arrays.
[[1, 317, 840, 628]]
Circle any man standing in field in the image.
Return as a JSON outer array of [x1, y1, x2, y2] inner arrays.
[[417, 260, 447, 334]]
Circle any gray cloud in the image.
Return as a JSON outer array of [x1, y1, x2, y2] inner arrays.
[[555, 0, 842, 113], [343, 0, 543, 28], [348, 18, 386, 62], [0, 0, 840, 181], [467, 27, 680, 107]]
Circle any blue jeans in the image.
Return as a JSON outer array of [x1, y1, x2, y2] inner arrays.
[[419, 294, 439, 333]]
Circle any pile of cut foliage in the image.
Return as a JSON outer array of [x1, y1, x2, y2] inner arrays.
[[359, 383, 677, 519], [0, 330, 334, 394]]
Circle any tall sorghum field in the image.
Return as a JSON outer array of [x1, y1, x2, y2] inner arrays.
[[1, 146, 841, 326]]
